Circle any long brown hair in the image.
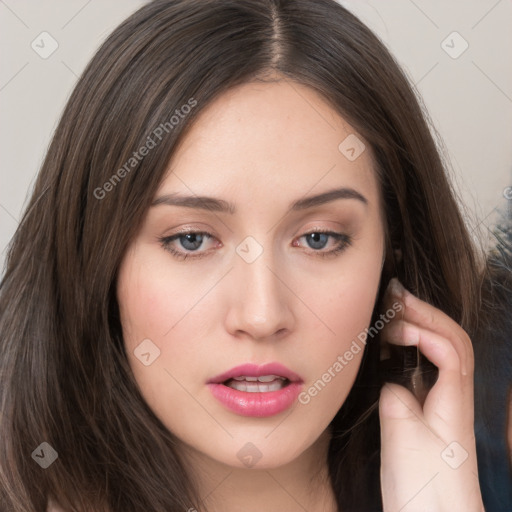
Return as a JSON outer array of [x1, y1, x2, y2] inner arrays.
[[0, 0, 484, 510]]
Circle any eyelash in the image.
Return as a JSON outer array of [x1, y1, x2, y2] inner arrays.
[[158, 229, 352, 261]]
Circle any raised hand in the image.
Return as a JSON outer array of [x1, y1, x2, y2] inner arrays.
[[379, 278, 485, 512]]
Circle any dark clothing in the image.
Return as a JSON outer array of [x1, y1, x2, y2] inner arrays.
[[474, 208, 512, 511]]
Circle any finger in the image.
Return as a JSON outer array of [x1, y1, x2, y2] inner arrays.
[[381, 319, 463, 374], [382, 320, 474, 431], [382, 278, 473, 375], [379, 381, 423, 421], [382, 318, 474, 407]]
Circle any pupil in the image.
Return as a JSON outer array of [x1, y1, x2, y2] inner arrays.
[[181, 233, 203, 250], [307, 233, 327, 250]]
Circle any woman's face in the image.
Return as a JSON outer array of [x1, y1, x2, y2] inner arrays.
[[117, 79, 385, 470]]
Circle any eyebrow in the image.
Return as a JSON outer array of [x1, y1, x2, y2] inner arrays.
[[151, 186, 368, 214]]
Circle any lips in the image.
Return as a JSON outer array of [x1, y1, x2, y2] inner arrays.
[[207, 362, 303, 384], [207, 362, 304, 417]]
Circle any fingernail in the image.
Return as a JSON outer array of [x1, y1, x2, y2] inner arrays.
[[407, 328, 420, 344], [388, 277, 405, 298]]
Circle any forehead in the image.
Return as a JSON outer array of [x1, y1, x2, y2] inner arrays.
[[160, 80, 379, 204]]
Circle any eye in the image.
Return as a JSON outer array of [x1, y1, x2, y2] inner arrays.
[[159, 229, 352, 261], [159, 231, 217, 260], [294, 230, 352, 258]]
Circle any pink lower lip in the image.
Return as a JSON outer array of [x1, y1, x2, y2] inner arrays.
[[207, 381, 303, 417]]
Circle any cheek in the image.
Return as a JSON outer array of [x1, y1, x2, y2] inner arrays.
[[117, 246, 223, 419], [295, 248, 383, 405], [117, 246, 211, 351], [116, 251, 210, 423], [301, 243, 383, 345]]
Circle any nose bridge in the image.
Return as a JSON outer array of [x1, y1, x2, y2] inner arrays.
[[226, 236, 294, 338]]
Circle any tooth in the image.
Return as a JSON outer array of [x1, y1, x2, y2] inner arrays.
[[236, 381, 247, 391], [226, 379, 286, 392], [269, 381, 284, 392], [257, 374, 281, 382]]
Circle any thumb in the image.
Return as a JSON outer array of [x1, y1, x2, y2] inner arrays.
[[379, 382, 427, 458], [379, 382, 423, 422]]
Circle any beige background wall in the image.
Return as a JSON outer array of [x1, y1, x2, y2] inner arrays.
[[1, 0, 511, 276]]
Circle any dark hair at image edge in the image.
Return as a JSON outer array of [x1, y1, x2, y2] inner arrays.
[[0, 0, 485, 510]]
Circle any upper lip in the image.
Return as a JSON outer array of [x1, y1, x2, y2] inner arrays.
[[208, 362, 303, 384]]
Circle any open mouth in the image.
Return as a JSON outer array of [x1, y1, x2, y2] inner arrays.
[[207, 362, 303, 416], [223, 375, 290, 393]]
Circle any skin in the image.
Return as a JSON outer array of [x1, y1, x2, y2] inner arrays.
[[117, 78, 385, 511], [116, 77, 485, 511], [380, 279, 485, 511]]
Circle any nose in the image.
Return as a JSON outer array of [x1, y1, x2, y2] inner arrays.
[[224, 248, 296, 341]]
